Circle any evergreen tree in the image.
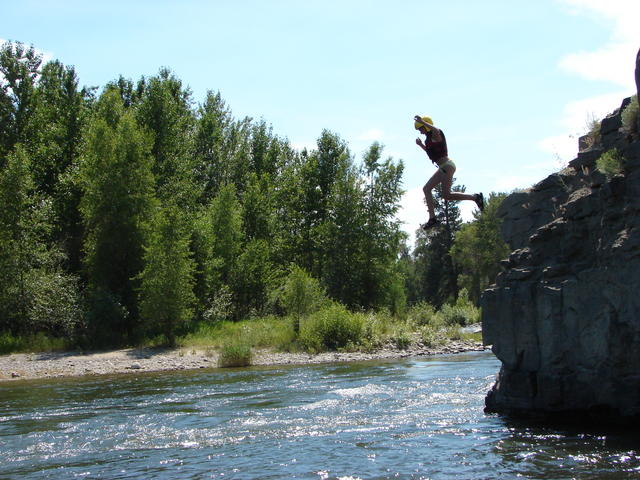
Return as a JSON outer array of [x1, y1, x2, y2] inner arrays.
[[138, 205, 196, 345], [451, 193, 509, 303], [412, 183, 464, 307]]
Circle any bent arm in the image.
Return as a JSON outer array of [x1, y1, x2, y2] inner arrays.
[[414, 115, 442, 141]]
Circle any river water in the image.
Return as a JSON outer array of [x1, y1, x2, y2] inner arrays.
[[1, 351, 638, 479]]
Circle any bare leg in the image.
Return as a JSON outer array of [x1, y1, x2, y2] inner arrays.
[[440, 166, 476, 201], [423, 169, 447, 219]]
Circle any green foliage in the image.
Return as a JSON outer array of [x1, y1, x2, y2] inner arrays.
[[410, 182, 464, 307], [277, 265, 327, 333], [0, 331, 69, 354], [0, 48, 498, 351], [0, 42, 42, 159], [407, 302, 444, 328], [299, 304, 365, 353], [181, 316, 295, 351], [622, 95, 638, 133], [451, 193, 509, 303], [80, 89, 157, 337], [136, 68, 199, 205], [596, 148, 625, 177], [439, 289, 480, 326], [138, 206, 196, 346], [420, 325, 446, 347], [203, 183, 243, 288], [0, 145, 81, 336], [218, 341, 252, 368], [390, 324, 412, 350]]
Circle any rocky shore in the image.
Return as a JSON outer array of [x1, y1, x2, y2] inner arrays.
[[0, 339, 486, 381]]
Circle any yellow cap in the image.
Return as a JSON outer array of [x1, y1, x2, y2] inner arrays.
[[414, 116, 433, 131]]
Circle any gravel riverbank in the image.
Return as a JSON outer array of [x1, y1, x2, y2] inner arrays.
[[0, 339, 487, 381]]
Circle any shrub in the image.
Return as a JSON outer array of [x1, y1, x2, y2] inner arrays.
[[622, 95, 638, 133], [390, 325, 412, 350], [420, 325, 445, 348], [278, 265, 327, 333], [596, 148, 624, 177], [26, 269, 82, 337], [0, 331, 69, 354], [202, 286, 234, 323], [218, 341, 252, 367], [299, 303, 364, 352], [407, 302, 438, 326], [440, 289, 480, 326]]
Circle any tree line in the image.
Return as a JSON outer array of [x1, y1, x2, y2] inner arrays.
[[0, 41, 508, 348]]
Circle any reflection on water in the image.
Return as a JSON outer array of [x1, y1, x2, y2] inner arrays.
[[0, 352, 638, 479]]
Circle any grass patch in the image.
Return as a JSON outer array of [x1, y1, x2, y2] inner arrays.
[[622, 95, 638, 133], [218, 342, 252, 368], [596, 148, 624, 177], [179, 315, 296, 351], [299, 303, 366, 353], [0, 331, 70, 355]]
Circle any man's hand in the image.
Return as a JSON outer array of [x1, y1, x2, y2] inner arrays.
[[416, 138, 424, 148]]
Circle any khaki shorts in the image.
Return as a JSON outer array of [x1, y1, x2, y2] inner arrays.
[[437, 157, 456, 174]]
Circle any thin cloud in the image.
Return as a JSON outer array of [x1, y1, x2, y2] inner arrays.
[[558, 0, 640, 88]]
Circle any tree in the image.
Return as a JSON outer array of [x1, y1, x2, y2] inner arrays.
[[451, 193, 509, 303], [200, 183, 243, 305], [0, 145, 80, 336], [411, 182, 464, 307], [80, 89, 156, 340], [359, 142, 405, 310], [138, 206, 196, 345], [30, 60, 90, 274], [0, 42, 42, 160], [136, 68, 199, 207], [0, 145, 36, 330]]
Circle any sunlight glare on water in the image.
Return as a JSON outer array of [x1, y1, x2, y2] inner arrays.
[[1, 352, 639, 479]]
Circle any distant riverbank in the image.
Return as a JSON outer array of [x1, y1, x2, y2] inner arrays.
[[0, 339, 487, 381]]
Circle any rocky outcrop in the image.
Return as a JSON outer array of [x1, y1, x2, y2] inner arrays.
[[636, 47, 640, 99], [482, 95, 640, 423]]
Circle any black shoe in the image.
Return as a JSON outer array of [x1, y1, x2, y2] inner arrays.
[[474, 193, 485, 212], [421, 218, 439, 231]]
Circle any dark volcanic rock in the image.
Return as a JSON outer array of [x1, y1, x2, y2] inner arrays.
[[482, 95, 640, 423]]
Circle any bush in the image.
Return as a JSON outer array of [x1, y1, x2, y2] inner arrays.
[[218, 341, 252, 367], [439, 289, 480, 326], [390, 325, 412, 350], [0, 331, 69, 354], [407, 302, 439, 327], [596, 149, 625, 177], [299, 303, 365, 352], [202, 286, 234, 323], [277, 265, 327, 333], [26, 269, 82, 337], [622, 95, 638, 133], [420, 325, 445, 348]]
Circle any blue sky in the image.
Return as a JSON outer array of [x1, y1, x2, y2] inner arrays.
[[2, 0, 639, 245]]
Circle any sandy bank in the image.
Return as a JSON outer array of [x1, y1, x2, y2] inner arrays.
[[0, 340, 487, 381]]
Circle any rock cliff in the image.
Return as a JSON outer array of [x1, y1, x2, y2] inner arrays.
[[482, 87, 640, 422]]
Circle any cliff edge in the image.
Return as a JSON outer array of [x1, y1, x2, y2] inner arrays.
[[482, 53, 640, 422]]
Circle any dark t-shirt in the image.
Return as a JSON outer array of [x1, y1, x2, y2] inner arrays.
[[425, 129, 448, 162]]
